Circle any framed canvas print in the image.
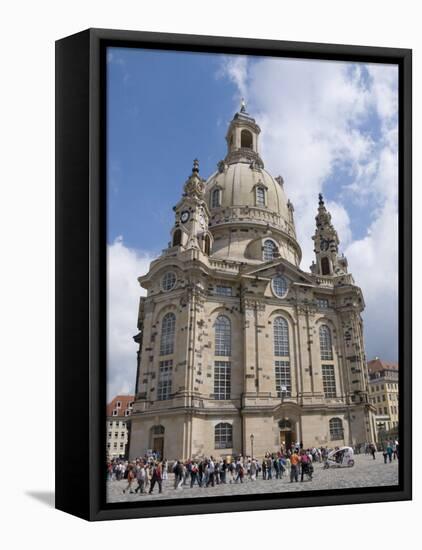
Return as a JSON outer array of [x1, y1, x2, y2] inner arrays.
[[55, 28, 412, 521]]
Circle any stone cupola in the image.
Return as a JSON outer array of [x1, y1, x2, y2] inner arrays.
[[225, 100, 264, 168], [311, 193, 348, 276]]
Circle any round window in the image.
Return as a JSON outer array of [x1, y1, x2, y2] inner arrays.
[[272, 275, 288, 298], [161, 271, 176, 291]]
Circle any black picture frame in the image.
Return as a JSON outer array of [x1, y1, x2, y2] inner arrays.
[[55, 28, 412, 521]]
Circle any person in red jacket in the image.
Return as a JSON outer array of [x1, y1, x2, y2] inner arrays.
[[149, 461, 163, 494]]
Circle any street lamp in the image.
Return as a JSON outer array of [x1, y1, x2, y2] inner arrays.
[[250, 433, 254, 458]]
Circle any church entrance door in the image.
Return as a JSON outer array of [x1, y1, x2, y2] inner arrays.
[[150, 425, 165, 460], [278, 418, 296, 452], [152, 436, 164, 459], [280, 430, 296, 451]]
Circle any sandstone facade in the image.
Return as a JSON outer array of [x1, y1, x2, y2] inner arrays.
[[129, 105, 376, 460]]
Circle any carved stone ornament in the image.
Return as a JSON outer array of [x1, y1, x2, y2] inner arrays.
[[217, 160, 227, 173], [184, 176, 205, 199]]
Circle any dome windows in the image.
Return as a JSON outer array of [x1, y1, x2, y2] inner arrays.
[[161, 271, 176, 292], [255, 185, 266, 207], [211, 187, 221, 208], [263, 239, 279, 261], [272, 275, 289, 298]]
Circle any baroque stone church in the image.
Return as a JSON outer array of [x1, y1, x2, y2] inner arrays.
[[129, 103, 376, 460]]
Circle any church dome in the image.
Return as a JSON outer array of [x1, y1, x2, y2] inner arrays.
[[205, 163, 291, 230], [202, 104, 301, 266]]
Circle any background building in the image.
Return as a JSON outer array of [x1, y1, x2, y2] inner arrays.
[[106, 394, 134, 458], [367, 358, 399, 443], [129, 105, 376, 461]]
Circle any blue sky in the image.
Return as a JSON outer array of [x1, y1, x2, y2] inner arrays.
[[106, 47, 399, 398], [107, 48, 240, 253]]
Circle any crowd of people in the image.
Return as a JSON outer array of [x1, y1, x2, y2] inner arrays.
[[107, 445, 331, 495], [106, 439, 399, 497]]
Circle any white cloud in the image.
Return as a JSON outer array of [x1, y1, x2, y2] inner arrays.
[[217, 56, 249, 99], [107, 236, 155, 400], [346, 200, 398, 360], [220, 56, 398, 361]]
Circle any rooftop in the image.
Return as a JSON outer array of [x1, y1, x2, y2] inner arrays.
[[107, 394, 134, 417], [367, 358, 398, 374]]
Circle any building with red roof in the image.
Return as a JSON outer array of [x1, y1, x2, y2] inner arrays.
[[106, 395, 134, 458]]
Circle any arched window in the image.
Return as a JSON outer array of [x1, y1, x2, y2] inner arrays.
[[274, 317, 291, 397], [263, 239, 278, 261], [215, 422, 233, 449], [241, 129, 253, 149], [172, 229, 182, 247], [215, 315, 231, 356], [204, 234, 211, 255], [319, 325, 333, 360], [329, 418, 344, 440], [160, 312, 176, 355], [321, 256, 330, 275], [256, 186, 265, 207], [211, 188, 220, 208]]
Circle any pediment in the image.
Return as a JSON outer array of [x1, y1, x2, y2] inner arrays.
[[241, 258, 313, 285]]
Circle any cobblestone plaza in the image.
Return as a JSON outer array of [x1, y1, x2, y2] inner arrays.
[[107, 453, 398, 503]]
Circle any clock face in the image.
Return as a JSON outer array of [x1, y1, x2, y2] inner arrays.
[[180, 210, 190, 223]]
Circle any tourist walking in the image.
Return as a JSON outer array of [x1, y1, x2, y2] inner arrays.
[[290, 451, 300, 482], [173, 460, 184, 489], [300, 450, 313, 482], [162, 459, 168, 480], [190, 462, 200, 487], [123, 463, 136, 494], [148, 461, 163, 494], [135, 461, 147, 493], [386, 443, 393, 463]]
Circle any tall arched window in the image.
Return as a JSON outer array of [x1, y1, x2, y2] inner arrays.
[[321, 256, 330, 275], [274, 317, 289, 357], [263, 239, 278, 261], [320, 324, 336, 397], [215, 315, 231, 356], [274, 316, 291, 397], [160, 312, 176, 355], [215, 423, 233, 449], [172, 229, 182, 247], [256, 186, 265, 207], [241, 129, 253, 148], [319, 325, 333, 360], [329, 417, 344, 440], [211, 188, 220, 208]]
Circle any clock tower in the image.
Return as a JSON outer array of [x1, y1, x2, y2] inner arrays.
[[171, 159, 212, 255], [311, 193, 348, 276]]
